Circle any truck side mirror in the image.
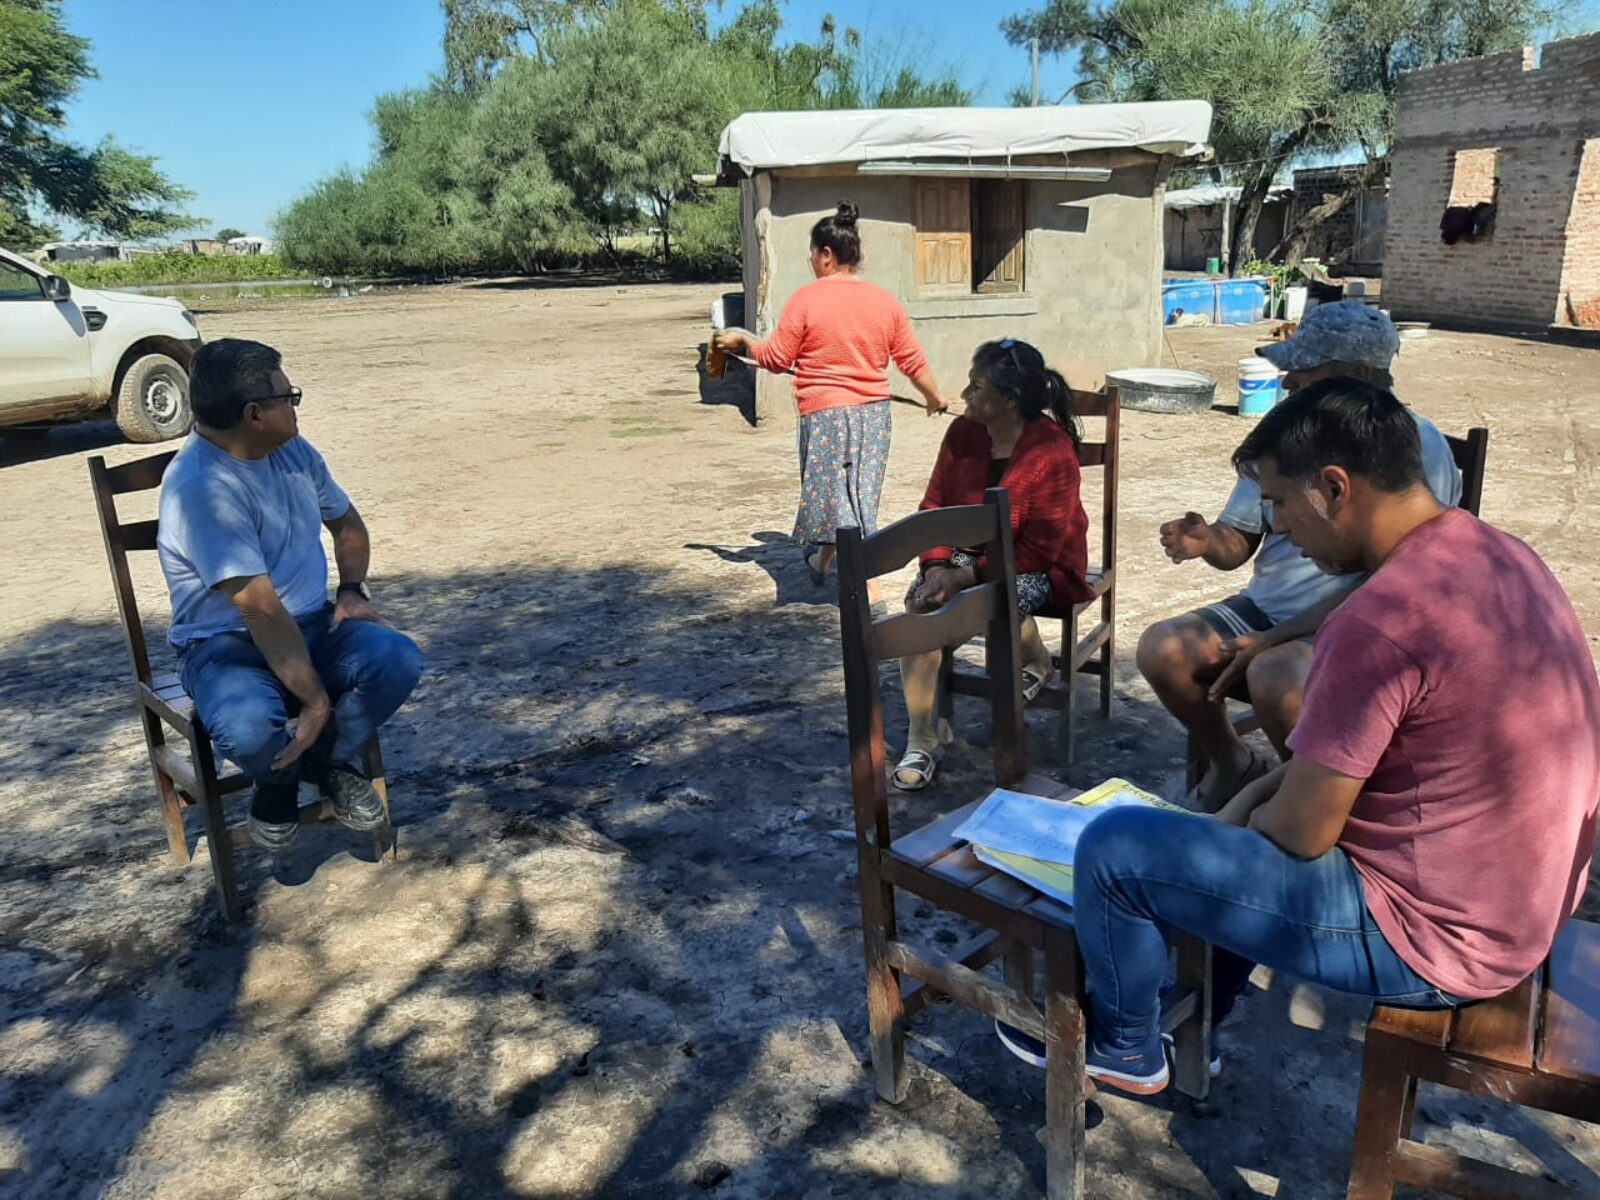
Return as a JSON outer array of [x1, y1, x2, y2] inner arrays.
[[43, 275, 72, 302]]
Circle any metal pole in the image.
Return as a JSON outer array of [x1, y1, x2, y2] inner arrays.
[[1031, 38, 1041, 106]]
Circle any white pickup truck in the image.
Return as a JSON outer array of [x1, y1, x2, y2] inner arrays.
[[0, 246, 202, 442]]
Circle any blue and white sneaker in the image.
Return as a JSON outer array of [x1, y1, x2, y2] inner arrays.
[[994, 1020, 1171, 1095], [995, 1019, 1048, 1068]]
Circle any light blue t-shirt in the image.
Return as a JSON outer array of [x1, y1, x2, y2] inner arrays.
[[157, 433, 351, 648], [1222, 411, 1464, 624]]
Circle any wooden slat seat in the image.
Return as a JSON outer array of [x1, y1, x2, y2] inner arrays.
[[1349, 916, 1600, 1198]]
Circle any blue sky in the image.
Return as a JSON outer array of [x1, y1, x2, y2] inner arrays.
[[57, 0, 1067, 239], [56, 0, 1598, 240]]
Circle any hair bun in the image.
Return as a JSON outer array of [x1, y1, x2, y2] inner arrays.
[[834, 201, 859, 227]]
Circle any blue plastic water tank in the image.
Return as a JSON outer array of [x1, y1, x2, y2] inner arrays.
[[1216, 279, 1270, 325], [1162, 279, 1217, 324]]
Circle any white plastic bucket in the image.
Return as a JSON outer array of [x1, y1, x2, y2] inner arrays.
[[1237, 356, 1283, 417], [1283, 285, 1308, 322]]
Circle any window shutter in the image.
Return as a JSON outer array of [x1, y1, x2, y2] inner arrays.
[[915, 180, 972, 292], [974, 180, 1026, 295]]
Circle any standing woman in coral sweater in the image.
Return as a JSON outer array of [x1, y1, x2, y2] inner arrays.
[[713, 202, 951, 604]]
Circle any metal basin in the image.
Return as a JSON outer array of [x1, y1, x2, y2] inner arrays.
[[1105, 368, 1218, 415]]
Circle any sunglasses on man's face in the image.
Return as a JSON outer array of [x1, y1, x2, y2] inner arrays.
[[255, 387, 302, 409]]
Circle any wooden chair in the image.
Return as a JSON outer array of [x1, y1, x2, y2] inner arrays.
[[1188, 426, 1490, 786], [943, 386, 1121, 766], [837, 486, 1212, 1200], [1348, 918, 1600, 1199], [89, 451, 393, 923]]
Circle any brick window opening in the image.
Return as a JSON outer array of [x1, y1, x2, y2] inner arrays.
[[914, 179, 1027, 295], [1450, 147, 1500, 207], [1442, 147, 1499, 244]]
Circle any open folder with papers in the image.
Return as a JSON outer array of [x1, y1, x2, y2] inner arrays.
[[953, 778, 1186, 907]]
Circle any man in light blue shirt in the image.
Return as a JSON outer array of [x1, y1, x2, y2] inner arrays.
[[1135, 304, 1461, 809], [158, 339, 423, 853]]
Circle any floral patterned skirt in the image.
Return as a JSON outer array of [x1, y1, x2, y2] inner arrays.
[[794, 400, 892, 546]]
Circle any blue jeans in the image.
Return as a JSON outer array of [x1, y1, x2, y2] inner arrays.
[[179, 607, 424, 822], [1074, 806, 1458, 1052]]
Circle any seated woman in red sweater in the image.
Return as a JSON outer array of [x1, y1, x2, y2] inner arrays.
[[894, 338, 1093, 790]]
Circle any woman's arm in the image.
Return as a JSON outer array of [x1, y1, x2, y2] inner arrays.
[[905, 366, 949, 415], [889, 307, 947, 414]]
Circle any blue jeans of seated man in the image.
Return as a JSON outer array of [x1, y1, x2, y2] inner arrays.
[[1074, 806, 1460, 1054], [179, 606, 424, 823]]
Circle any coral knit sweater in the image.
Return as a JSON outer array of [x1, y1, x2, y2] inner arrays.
[[919, 415, 1094, 612], [748, 275, 930, 417]]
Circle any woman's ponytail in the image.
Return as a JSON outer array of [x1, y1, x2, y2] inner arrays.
[[1042, 368, 1082, 447], [971, 339, 1083, 447]]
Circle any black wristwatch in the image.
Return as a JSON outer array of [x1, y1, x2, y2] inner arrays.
[[337, 581, 370, 600]]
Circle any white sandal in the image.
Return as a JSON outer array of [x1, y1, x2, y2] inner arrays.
[[1021, 666, 1057, 704], [892, 749, 939, 791]]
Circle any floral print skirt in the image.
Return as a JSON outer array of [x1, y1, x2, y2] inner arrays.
[[794, 400, 892, 546]]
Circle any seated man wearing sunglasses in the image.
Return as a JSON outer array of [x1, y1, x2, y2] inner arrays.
[[157, 338, 424, 853]]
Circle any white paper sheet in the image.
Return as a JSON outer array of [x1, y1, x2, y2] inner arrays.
[[952, 788, 1147, 867]]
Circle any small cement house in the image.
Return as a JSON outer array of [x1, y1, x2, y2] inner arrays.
[[713, 103, 1213, 423], [1385, 33, 1600, 330]]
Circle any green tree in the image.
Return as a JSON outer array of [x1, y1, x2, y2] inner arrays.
[[532, 3, 732, 262], [441, 0, 711, 85], [1003, 0, 1571, 268], [216, 227, 248, 242], [0, 0, 192, 245]]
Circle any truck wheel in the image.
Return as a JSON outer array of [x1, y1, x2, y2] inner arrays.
[[114, 354, 193, 443]]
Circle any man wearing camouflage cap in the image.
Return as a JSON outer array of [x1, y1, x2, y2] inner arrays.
[[1136, 303, 1462, 808]]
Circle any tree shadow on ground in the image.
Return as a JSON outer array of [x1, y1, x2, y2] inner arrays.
[[4, 556, 1593, 1197]]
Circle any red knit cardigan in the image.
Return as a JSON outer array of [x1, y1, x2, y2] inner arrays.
[[918, 415, 1093, 610]]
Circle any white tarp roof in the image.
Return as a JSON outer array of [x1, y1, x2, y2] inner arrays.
[[717, 102, 1213, 176], [1165, 183, 1292, 210]]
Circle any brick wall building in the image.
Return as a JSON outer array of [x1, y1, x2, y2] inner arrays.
[[1386, 34, 1600, 330]]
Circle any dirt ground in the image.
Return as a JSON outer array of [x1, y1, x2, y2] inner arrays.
[[2, 280, 1598, 1200]]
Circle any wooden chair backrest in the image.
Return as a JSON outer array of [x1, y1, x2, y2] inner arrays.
[[1069, 387, 1120, 575], [88, 450, 177, 687], [836, 488, 1027, 852], [1445, 426, 1489, 518]]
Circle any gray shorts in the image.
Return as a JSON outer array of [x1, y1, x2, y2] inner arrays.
[[1193, 594, 1274, 640]]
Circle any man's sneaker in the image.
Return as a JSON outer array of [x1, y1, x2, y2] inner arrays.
[[322, 766, 387, 832], [1161, 1031, 1223, 1079], [996, 1019, 1170, 1095], [247, 813, 299, 854], [1085, 1041, 1169, 1095], [995, 1019, 1048, 1068]]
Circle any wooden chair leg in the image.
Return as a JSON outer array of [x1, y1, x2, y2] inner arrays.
[[1346, 1031, 1412, 1200], [1098, 612, 1114, 721], [1004, 941, 1034, 1001], [362, 737, 396, 861], [1170, 935, 1213, 1099], [199, 787, 243, 923], [1043, 927, 1086, 1200], [937, 647, 955, 728], [861, 874, 907, 1104], [153, 766, 190, 864], [1057, 618, 1074, 766]]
